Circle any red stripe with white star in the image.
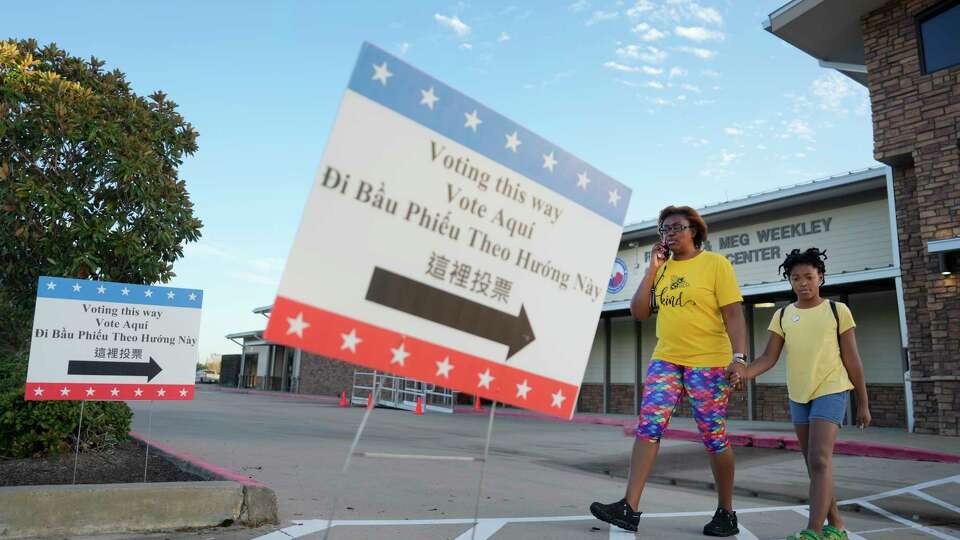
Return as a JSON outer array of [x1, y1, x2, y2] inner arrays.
[[24, 383, 194, 401], [264, 296, 577, 419]]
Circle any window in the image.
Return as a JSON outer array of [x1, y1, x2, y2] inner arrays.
[[919, 1, 960, 73]]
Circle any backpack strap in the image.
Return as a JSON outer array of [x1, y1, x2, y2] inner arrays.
[[778, 306, 787, 337], [829, 299, 841, 348]]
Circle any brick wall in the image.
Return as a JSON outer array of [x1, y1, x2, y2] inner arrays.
[[863, 0, 960, 435], [577, 383, 603, 413], [298, 352, 357, 397], [866, 384, 908, 428], [608, 384, 637, 414], [754, 384, 792, 423]]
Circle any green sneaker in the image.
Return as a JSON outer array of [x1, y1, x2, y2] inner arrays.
[[822, 525, 849, 539], [786, 530, 821, 540]]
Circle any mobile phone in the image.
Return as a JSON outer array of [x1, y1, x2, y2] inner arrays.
[[660, 233, 671, 258]]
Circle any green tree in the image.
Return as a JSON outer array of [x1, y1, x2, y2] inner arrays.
[[0, 39, 202, 457]]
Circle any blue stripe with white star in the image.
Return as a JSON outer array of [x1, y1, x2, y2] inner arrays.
[[35, 276, 203, 309], [346, 42, 631, 226]]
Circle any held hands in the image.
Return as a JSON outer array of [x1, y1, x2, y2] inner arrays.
[[725, 362, 747, 391]]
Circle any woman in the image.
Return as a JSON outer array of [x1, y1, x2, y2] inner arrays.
[[590, 206, 747, 536]]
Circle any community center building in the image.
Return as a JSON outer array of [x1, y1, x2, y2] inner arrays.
[[765, 0, 959, 435], [222, 0, 960, 435]]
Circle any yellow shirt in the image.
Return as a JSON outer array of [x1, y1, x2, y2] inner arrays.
[[768, 301, 855, 403], [651, 251, 743, 368]]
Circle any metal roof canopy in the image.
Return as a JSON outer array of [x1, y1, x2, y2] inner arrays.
[[621, 166, 888, 243], [764, 0, 890, 86]]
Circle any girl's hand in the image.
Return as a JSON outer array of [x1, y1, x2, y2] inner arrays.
[[857, 406, 871, 429], [725, 362, 746, 390]]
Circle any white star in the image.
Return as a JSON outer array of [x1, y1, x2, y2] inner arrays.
[[372, 62, 393, 85], [286, 312, 310, 338], [33, 386, 44, 396], [179, 388, 188, 397], [60, 387, 70, 397], [46, 281, 56, 290], [167, 291, 175, 300], [542, 151, 557, 172], [157, 388, 166, 397], [477, 368, 495, 389], [85, 387, 95, 397], [464, 109, 483, 132], [134, 388, 143, 397], [97, 285, 106, 294], [551, 388, 567, 408], [420, 87, 439, 109], [144, 289, 153, 298], [577, 171, 592, 190], [121, 287, 130, 296], [435, 357, 455, 378], [608, 189, 622, 206], [504, 131, 522, 152], [390, 343, 410, 366], [340, 329, 362, 353], [72, 283, 82, 292], [516, 379, 532, 400], [110, 388, 119, 397], [188, 292, 197, 301]]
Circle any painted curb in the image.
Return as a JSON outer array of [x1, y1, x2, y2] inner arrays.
[[455, 407, 960, 464]]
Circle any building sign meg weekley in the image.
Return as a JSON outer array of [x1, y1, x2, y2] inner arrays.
[[710, 217, 833, 266]]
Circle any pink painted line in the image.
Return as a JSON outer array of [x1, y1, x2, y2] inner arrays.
[[207, 385, 342, 405], [454, 406, 960, 464], [130, 431, 266, 487]]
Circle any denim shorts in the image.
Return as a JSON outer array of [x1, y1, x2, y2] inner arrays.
[[789, 391, 848, 426]]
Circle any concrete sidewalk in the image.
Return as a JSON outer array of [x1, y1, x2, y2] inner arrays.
[[206, 386, 960, 463]]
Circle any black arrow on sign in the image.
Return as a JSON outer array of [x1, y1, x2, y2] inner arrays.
[[365, 267, 535, 359], [67, 357, 163, 382]]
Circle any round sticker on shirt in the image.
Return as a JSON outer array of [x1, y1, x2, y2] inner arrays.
[[792, 314, 800, 322]]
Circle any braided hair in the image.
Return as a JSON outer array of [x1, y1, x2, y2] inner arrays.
[[779, 247, 828, 283]]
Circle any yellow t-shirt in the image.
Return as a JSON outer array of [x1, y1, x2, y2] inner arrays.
[[768, 301, 855, 403], [651, 251, 743, 368]]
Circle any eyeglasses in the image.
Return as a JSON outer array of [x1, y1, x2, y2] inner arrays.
[[658, 224, 690, 234]]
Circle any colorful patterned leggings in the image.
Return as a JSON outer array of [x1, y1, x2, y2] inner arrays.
[[635, 359, 732, 453]]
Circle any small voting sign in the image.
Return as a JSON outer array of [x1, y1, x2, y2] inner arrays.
[[25, 276, 203, 401], [265, 43, 631, 418]]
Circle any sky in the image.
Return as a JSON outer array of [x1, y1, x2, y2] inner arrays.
[[5, 0, 878, 364]]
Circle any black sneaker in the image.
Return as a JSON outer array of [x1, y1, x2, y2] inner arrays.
[[589, 498, 642, 532], [703, 507, 739, 537]]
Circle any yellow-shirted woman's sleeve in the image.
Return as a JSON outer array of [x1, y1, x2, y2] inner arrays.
[[837, 302, 856, 334], [767, 310, 784, 337], [714, 255, 743, 307]]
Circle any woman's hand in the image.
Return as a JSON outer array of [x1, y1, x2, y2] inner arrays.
[[649, 241, 668, 273], [725, 362, 747, 390]]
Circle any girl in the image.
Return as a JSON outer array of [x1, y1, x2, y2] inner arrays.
[[727, 248, 871, 540], [591, 206, 747, 536]]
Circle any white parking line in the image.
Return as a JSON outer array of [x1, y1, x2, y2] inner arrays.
[[255, 475, 960, 540], [857, 501, 959, 540], [454, 519, 508, 540], [911, 490, 960, 515]]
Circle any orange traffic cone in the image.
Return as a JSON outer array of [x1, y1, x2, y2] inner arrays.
[[366, 393, 374, 409], [414, 396, 424, 415], [473, 395, 483, 411], [338, 391, 348, 407]]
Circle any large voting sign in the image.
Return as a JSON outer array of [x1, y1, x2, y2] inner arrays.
[[265, 43, 631, 418], [25, 276, 203, 401]]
